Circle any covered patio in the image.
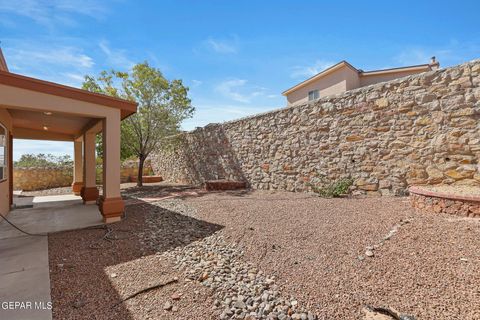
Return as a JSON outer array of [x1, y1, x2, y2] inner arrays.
[[0, 48, 137, 320], [0, 49, 137, 223]]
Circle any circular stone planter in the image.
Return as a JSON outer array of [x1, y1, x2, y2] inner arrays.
[[409, 185, 480, 218]]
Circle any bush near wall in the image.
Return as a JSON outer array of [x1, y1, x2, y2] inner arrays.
[[151, 60, 480, 196]]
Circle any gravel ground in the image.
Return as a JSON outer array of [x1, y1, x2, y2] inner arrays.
[[120, 183, 200, 199], [186, 191, 480, 319], [49, 199, 220, 320], [49, 190, 480, 319], [21, 186, 73, 196]]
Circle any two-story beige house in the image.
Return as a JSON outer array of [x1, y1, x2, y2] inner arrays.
[[283, 58, 440, 106]]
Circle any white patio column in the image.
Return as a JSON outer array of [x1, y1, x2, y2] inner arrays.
[[98, 112, 124, 223], [71, 138, 83, 195], [80, 131, 98, 204]]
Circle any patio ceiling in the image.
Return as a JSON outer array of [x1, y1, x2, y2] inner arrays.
[[0, 47, 138, 224], [8, 108, 95, 141]]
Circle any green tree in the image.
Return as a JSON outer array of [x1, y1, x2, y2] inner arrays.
[[95, 134, 134, 162], [14, 153, 73, 168], [82, 62, 194, 186]]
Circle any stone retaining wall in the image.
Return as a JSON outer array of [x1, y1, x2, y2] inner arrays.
[[152, 60, 480, 196], [410, 193, 480, 218], [13, 167, 73, 191], [14, 163, 154, 191]]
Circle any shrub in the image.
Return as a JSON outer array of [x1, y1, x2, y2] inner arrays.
[[14, 153, 73, 168], [309, 177, 353, 198]]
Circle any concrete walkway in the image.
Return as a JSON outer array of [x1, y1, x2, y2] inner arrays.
[[0, 195, 103, 320]]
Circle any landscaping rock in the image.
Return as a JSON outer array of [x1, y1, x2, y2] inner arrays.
[[163, 301, 172, 311], [158, 232, 318, 319]]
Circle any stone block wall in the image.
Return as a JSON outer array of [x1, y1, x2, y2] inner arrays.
[[151, 60, 480, 196], [14, 161, 155, 191], [410, 193, 480, 218], [13, 167, 73, 191]]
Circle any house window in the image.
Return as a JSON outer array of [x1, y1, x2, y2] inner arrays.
[[308, 90, 320, 101], [0, 122, 6, 182]]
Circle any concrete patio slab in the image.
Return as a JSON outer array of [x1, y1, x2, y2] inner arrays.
[[1, 196, 102, 240], [32, 194, 81, 204], [0, 195, 103, 320], [0, 237, 51, 320]]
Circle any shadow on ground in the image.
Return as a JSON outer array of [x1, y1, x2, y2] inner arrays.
[[121, 183, 253, 200], [48, 194, 224, 320]]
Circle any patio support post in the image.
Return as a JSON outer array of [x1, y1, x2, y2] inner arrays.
[[72, 138, 84, 195], [80, 131, 98, 204], [98, 112, 124, 223]]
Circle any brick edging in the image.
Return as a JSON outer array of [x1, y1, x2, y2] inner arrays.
[[409, 186, 480, 202]]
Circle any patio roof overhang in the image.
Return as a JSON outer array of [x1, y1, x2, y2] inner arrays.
[[0, 59, 138, 223], [0, 70, 137, 141]]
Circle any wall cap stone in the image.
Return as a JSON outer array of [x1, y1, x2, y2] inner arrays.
[[409, 186, 480, 202]]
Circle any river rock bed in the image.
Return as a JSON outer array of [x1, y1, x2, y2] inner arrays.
[[165, 233, 317, 320], [143, 201, 318, 320]]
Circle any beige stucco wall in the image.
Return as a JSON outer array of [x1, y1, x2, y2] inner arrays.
[[286, 67, 432, 106], [0, 108, 12, 216], [286, 66, 359, 106], [359, 69, 426, 87]]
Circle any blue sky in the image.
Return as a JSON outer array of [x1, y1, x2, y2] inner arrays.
[[1, 0, 479, 160]]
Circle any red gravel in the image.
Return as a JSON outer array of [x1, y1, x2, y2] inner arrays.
[[48, 200, 219, 320], [49, 189, 480, 319], [186, 191, 480, 319]]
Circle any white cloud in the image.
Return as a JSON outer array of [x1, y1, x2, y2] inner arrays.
[[191, 79, 203, 87], [63, 73, 85, 83], [215, 79, 250, 103], [394, 48, 441, 66], [214, 79, 278, 104], [393, 40, 480, 68], [54, 0, 107, 16], [9, 46, 94, 69], [205, 36, 238, 54], [99, 40, 135, 69], [0, 0, 108, 28], [290, 59, 336, 79], [4, 44, 94, 86]]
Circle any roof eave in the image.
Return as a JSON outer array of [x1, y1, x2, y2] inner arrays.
[[0, 70, 138, 118], [0, 48, 8, 72], [360, 64, 433, 76]]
